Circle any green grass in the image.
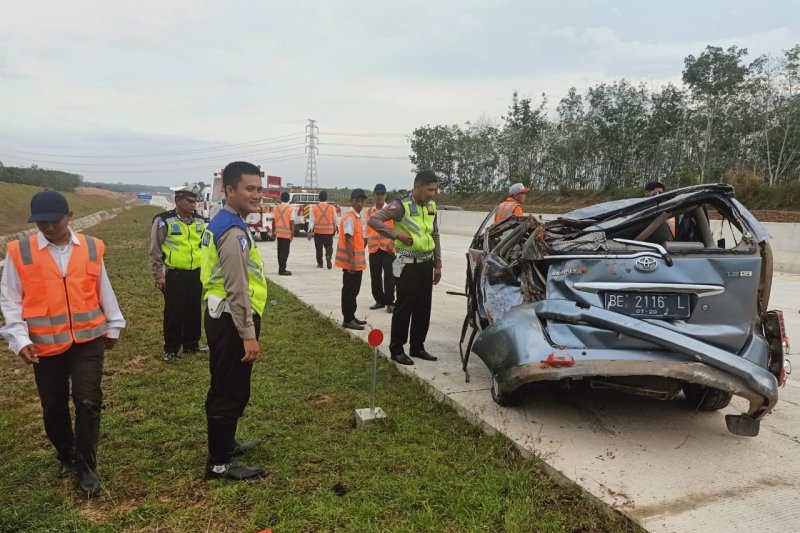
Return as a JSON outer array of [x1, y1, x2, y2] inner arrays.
[[0, 182, 125, 235], [0, 206, 640, 532]]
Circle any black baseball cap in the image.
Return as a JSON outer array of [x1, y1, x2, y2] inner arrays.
[[28, 190, 70, 223], [351, 188, 367, 199], [373, 183, 387, 193]]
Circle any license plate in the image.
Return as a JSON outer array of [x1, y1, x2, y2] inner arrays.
[[604, 292, 691, 319]]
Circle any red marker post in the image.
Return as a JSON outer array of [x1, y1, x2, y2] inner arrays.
[[355, 329, 388, 426]]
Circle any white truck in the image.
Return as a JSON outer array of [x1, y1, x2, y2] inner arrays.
[[198, 185, 223, 222], [284, 189, 341, 236]]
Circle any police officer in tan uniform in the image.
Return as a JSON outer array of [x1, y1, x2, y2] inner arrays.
[[149, 184, 207, 362]]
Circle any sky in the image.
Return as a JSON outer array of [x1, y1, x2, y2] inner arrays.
[[0, 0, 798, 190]]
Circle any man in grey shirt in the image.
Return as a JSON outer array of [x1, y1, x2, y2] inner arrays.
[[201, 161, 269, 480]]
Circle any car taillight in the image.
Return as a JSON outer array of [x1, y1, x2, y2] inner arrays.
[[778, 311, 790, 354], [540, 353, 575, 368]]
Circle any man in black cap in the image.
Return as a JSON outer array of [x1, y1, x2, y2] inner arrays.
[[364, 184, 395, 313], [149, 184, 207, 362], [335, 189, 369, 330], [0, 190, 126, 497]]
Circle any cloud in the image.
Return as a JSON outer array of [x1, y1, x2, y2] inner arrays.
[[1, 1, 798, 188]]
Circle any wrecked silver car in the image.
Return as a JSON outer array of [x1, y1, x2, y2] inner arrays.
[[460, 184, 790, 436]]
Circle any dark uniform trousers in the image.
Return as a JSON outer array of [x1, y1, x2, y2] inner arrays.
[[313, 234, 334, 266], [204, 309, 261, 465], [32, 337, 105, 471], [390, 260, 433, 356], [163, 268, 202, 353], [369, 249, 395, 306], [276, 237, 291, 272], [341, 270, 363, 322]]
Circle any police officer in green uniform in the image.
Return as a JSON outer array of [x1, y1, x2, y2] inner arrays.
[[368, 170, 442, 365], [149, 184, 207, 362], [200, 161, 267, 480]]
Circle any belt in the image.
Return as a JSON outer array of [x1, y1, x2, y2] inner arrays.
[[397, 255, 432, 264]]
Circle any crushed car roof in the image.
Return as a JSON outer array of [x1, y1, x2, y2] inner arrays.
[[556, 184, 769, 243]]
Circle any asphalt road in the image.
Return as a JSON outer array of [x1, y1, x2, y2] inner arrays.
[[260, 233, 800, 533]]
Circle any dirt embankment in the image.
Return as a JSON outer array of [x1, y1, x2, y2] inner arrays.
[[75, 186, 126, 199]]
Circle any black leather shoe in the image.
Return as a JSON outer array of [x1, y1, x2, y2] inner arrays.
[[59, 459, 77, 477], [231, 439, 261, 457], [317, 263, 323, 268], [411, 350, 438, 361], [279, 270, 293, 276], [353, 318, 367, 325], [163, 352, 177, 362], [326, 257, 332, 269], [342, 320, 365, 330], [391, 353, 414, 365], [205, 462, 265, 480], [183, 345, 209, 354], [386, 304, 395, 313], [78, 469, 101, 497], [369, 302, 385, 310]]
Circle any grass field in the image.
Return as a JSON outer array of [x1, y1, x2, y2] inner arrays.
[[0, 182, 126, 235], [0, 206, 640, 532]]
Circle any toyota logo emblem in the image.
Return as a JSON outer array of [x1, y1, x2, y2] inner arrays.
[[635, 257, 658, 272]]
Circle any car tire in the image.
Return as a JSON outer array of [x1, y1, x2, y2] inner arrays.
[[682, 383, 733, 411], [490, 373, 521, 407], [260, 232, 270, 241]]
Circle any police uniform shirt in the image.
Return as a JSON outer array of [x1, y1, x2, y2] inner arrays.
[[214, 206, 260, 340], [367, 198, 442, 269], [149, 209, 204, 278]]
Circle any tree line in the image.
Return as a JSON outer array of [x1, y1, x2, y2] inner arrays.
[[409, 44, 800, 194], [0, 162, 83, 192]]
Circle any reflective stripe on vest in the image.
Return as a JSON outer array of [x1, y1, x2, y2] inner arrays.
[[159, 212, 204, 270], [494, 198, 522, 224], [6, 233, 108, 357], [365, 206, 395, 254], [312, 203, 335, 234], [200, 209, 268, 316], [394, 199, 436, 259], [273, 204, 293, 239], [335, 211, 367, 271]]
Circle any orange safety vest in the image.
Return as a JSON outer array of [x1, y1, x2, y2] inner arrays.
[[312, 202, 336, 235], [364, 206, 395, 254], [494, 197, 523, 224], [5, 233, 108, 357], [667, 217, 676, 237], [273, 203, 294, 239], [335, 211, 367, 271]]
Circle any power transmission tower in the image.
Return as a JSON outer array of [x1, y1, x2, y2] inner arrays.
[[304, 119, 319, 189]]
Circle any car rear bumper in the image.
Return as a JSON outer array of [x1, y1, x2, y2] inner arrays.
[[472, 300, 779, 422]]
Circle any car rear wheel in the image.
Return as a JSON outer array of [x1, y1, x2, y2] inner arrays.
[[491, 373, 521, 407], [682, 383, 733, 411]]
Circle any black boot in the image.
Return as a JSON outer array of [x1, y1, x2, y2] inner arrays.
[[206, 417, 264, 480], [229, 418, 261, 457], [74, 400, 100, 474]]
